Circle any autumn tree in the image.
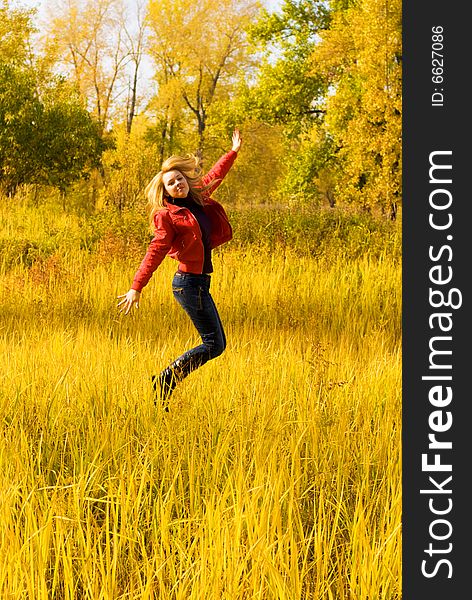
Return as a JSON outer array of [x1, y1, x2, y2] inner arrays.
[[240, 0, 332, 204], [122, 0, 148, 134], [244, 0, 401, 215], [311, 0, 402, 216], [0, 2, 36, 66], [0, 63, 105, 194], [146, 0, 260, 159], [45, 0, 142, 133], [98, 116, 162, 211], [245, 0, 329, 135], [0, 4, 106, 195]]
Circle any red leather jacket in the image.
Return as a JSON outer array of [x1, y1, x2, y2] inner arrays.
[[132, 150, 237, 291]]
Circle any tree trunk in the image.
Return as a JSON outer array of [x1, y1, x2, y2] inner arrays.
[[126, 61, 139, 134]]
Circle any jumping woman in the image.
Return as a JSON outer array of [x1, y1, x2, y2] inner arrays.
[[117, 129, 242, 409]]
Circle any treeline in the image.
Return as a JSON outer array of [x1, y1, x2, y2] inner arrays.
[[0, 0, 401, 217]]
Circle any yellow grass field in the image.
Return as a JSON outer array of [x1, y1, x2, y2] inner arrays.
[[0, 205, 401, 599]]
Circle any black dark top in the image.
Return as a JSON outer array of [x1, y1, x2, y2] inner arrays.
[[170, 197, 213, 273]]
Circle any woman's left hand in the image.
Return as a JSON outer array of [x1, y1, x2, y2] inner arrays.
[[231, 128, 242, 153]]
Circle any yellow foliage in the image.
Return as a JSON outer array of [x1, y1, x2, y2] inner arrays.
[[311, 0, 402, 213], [147, 0, 260, 151]]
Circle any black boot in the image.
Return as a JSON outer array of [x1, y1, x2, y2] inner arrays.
[[152, 367, 178, 411], [152, 356, 200, 411]]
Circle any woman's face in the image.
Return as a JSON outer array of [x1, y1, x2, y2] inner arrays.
[[162, 170, 190, 199]]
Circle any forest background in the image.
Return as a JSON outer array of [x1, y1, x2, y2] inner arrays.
[[0, 0, 402, 598], [2, 0, 401, 215]]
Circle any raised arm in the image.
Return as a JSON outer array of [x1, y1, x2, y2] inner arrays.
[[201, 129, 242, 192]]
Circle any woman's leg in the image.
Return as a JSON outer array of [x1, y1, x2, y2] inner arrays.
[[154, 272, 226, 406]]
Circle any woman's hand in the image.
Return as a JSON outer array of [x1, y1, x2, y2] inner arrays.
[[117, 289, 141, 315], [231, 128, 242, 153]]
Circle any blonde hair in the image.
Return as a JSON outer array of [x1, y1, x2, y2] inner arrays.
[[145, 154, 208, 228]]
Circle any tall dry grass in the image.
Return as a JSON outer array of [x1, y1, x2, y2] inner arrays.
[[0, 202, 401, 599]]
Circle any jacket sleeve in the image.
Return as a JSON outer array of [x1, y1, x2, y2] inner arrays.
[[201, 150, 237, 195], [131, 211, 175, 291]]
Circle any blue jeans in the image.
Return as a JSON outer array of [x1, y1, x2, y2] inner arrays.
[[169, 271, 226, 379]]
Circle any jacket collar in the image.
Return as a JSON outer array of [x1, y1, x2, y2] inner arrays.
[[164, 196, 213, 212], [165, 201, 187, 213]]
